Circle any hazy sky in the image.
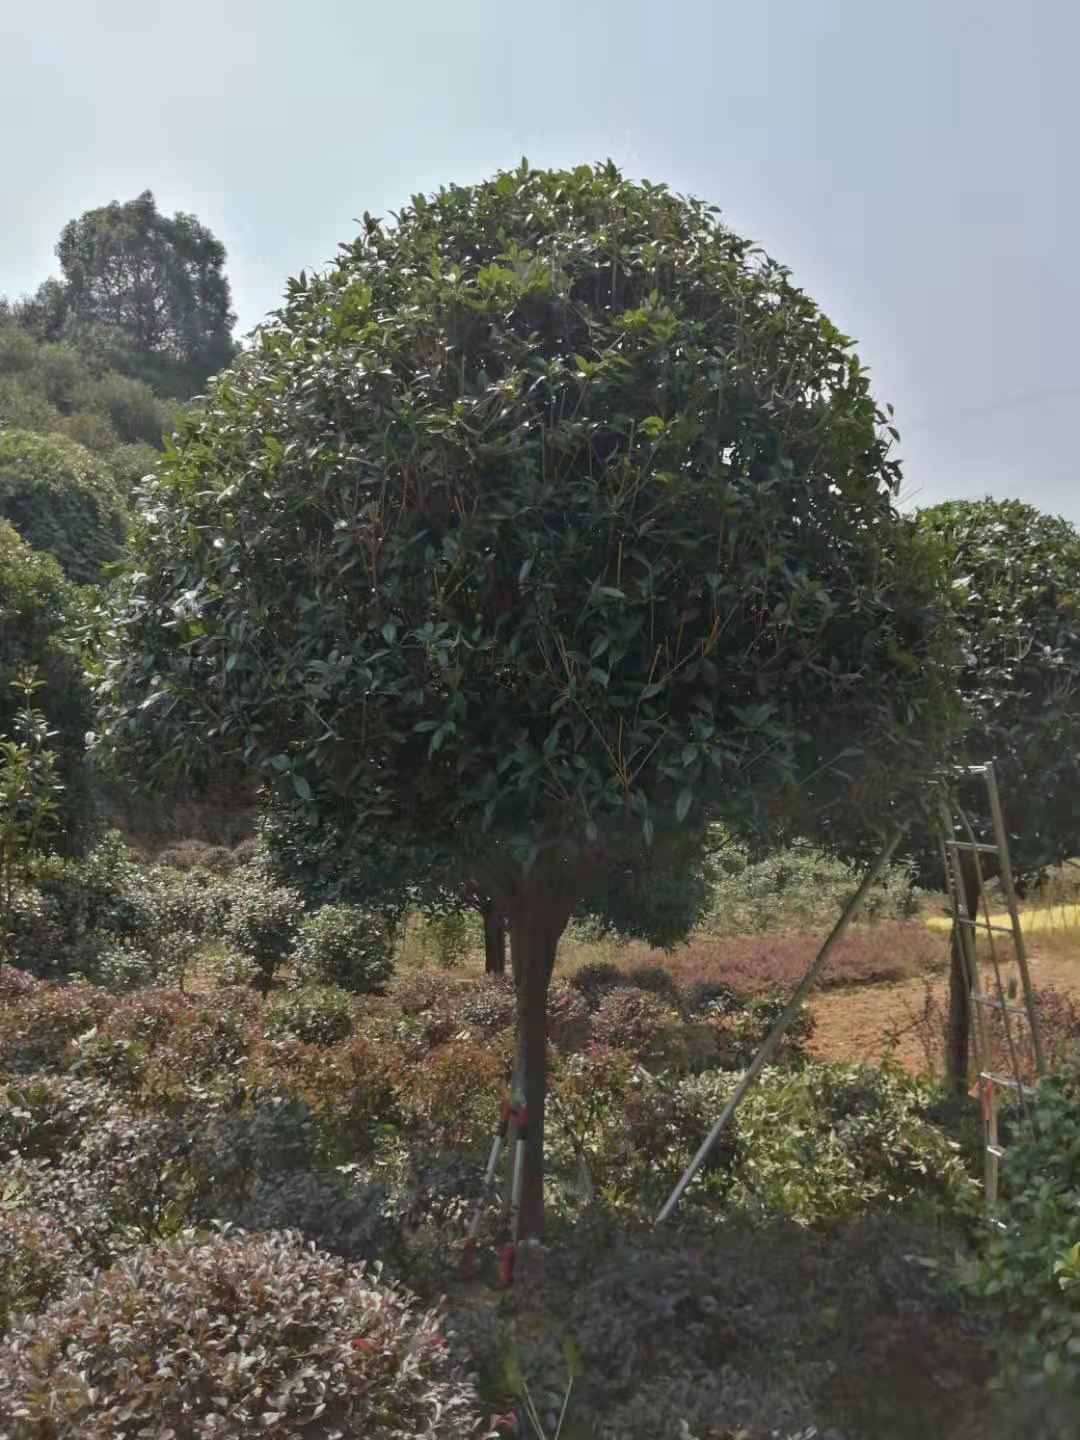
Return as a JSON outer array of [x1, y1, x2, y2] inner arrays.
[[2, 0, 1077, 517]]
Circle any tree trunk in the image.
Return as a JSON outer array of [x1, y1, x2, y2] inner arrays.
[[483, 905, 507, 975], [507, 904, 566, 1240], [945, 928, 970, 1098], [944, 859, 985, 1097]]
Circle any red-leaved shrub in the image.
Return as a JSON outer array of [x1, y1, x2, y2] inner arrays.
[[0, 1230, 490, 1438], [400, 1040, 506, 1150]]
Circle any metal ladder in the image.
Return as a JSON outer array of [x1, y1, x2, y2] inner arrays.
[[938, 763, 1046, 1209]]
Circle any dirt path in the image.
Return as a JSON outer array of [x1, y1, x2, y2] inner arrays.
[[808, 943, 1080, 1072]]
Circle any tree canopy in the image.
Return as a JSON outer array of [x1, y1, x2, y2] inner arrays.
[[15, 191, 236, 399], [917, 497, 1080, 1090], [100, 161, 951, 1231], [0, 429, 129, 587], [919, 497, 1080, 875]]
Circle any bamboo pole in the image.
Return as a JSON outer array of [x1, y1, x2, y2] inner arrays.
[[655, 828, 903, 1225]]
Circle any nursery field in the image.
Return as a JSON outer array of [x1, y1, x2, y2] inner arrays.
[[1, 834, 1078, 1439]]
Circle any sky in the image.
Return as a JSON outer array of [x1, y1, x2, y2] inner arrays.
[[2, 0, 1078, 518]]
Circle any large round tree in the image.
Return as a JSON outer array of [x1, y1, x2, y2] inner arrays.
[[918, 497, 1080, 1089], [99, 162, 950, 1234]]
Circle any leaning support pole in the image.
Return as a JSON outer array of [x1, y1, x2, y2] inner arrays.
[[655, 827, 903, 1225]]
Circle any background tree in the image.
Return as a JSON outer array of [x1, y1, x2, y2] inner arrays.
[[19, 191, 236, 399], [0, 522, 94, 850], [99, 162, 951, 1234], [0, 310, 173, 491], [0, 430, 129, 587], [917, 498, 1080, 1090]]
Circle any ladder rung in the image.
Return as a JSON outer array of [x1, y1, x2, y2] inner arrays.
[[972, 995, 1030, 1017], [980, 1071, 1039, 1097], [955, 917, 1015, 935], [949, 841, 999, 854]]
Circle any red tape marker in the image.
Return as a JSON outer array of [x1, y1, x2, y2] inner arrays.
[[460, 1236, 477, 1281], [498, 1243, 516, 1288]]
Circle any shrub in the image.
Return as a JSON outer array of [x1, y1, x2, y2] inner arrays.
[[0, 1230, 489, 1438], [185, 1095, 316, 1217], [569, 961, 633, 1009], [0, 964, 34, 1005], [554, 1058, 975, 1224], [0, 1076, 113, 1164], [0, 980, 111, 1072], [723, 990, 815, 1069], [591, 988, 681, 1058], [264, 985, 354, 1045], [0, 429, 128, 586], [460, 975, 517, 1037], [625, 962, 685, 1013], [152, 838, 242, 873], [81, 989, 259, 1103], [256, 1035, 400, 1163], [649, 923, 940, 1000], [210, 946, 259, 988], [970, 1054, 1080, 1396], [684, 978, 740, 1016], [1, 1108, 194, 1270], [0, 1208, 80, 1336], [232, 1169, 393, 1263], [400, 1041, 505, 1150], [293, 901, 394, 993], [221, 870, 302, 988], [546, 980, 591, 1052], [706, 840, 921, 935], [89, 941, 158, 991], [419, 909, 475, 969], [392, 969, 467, 1015]]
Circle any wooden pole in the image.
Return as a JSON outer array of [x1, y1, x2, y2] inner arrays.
[[655, 828, 903, 1225]]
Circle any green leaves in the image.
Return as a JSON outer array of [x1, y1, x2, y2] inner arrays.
[[100, 161, 947, 899], [919, 498, 1080, 876]]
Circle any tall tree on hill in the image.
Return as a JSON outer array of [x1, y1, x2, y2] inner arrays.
[[18, 191, 236, 399], [917, 498, 1080, 1092], [98, 162, 952, 1235]]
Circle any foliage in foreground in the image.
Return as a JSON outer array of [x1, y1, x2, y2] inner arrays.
[[0, 1230, 490, 1439], [0, 955, 1057, 1437], [971, 1053, 1080, 1403]]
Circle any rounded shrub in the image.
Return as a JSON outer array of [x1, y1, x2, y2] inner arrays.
[[400, 1040, 505, 1150], [0, 1230, 489, 1438], [0, 429, 128, 586], [569, 961, 634, 1010], [591, 987, 681, 1057], [264, 985, 354, 1045], [293, 902, 394, 993], [0, 980, 111, 1073], [0, 1208, 80, 1336], [625, 962, 685, 1013], [255, 1035, 400, 1164], [221, 871, 302, 989]]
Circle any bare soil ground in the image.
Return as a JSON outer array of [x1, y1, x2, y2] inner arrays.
[[808, 939, 1080, 1072]]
